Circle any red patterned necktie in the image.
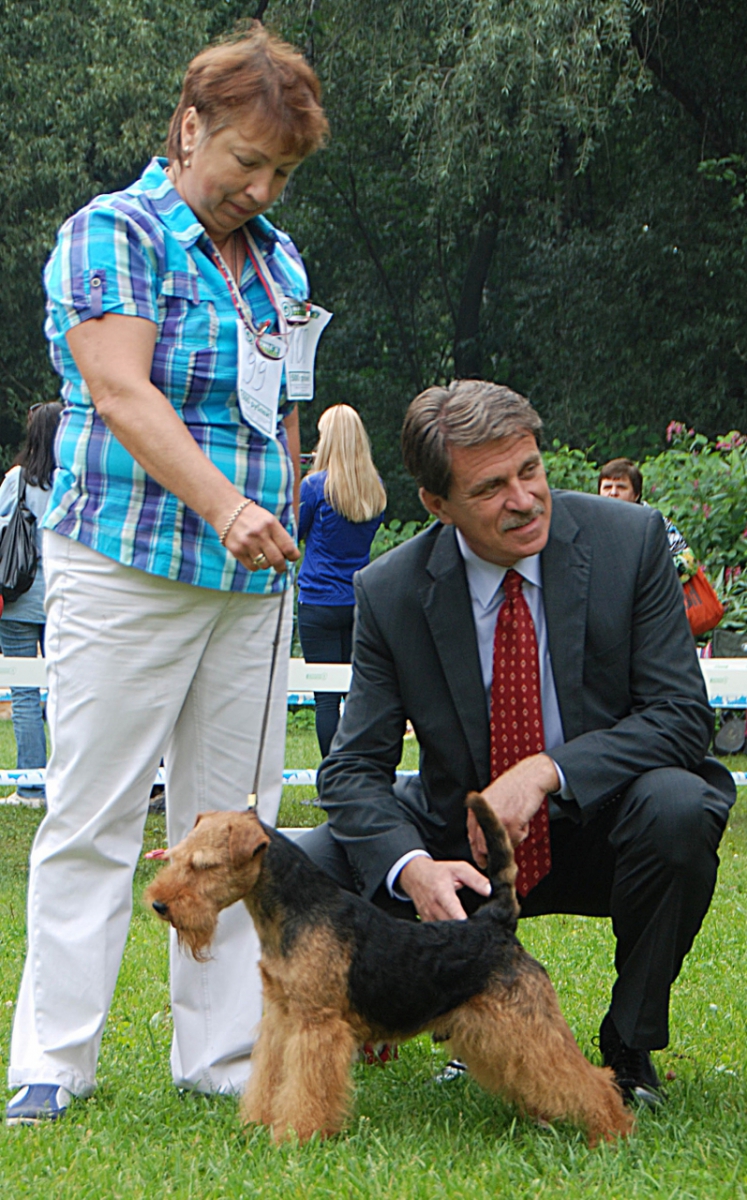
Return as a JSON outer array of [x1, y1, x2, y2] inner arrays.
[[489, 568, 552, 896]]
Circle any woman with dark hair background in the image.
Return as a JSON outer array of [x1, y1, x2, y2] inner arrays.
[[598, 457, 696, 579], [0, 401, 62, 808]]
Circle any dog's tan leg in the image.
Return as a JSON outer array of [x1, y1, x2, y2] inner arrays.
[[268, 1010, 357, 1144], [241, 992, 289, 1130], [448, 967, 634, 1145]]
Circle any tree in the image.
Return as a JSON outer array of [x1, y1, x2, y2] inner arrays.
[[0, 0, 209, 452], [270, 0, 747, 506], [2, 0, 746, 519], [276, 0, 649, 378]]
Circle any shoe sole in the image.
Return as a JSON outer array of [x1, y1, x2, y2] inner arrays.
[[630, 1084, 666, 1108], [7, 1114, 63, 1126]]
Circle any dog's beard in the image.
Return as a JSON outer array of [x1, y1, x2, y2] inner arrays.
[[147, 885, 218, 962], [175, 917, 217, 962]]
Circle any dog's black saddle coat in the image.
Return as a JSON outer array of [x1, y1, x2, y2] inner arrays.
[[254, 805, 531, 1036]]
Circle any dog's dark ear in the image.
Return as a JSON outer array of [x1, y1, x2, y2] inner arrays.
[[229, 815, 270, 869]]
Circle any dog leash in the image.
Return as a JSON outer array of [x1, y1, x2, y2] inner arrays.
[[247, 582, 288, 812], [144, 580, 288, 860]]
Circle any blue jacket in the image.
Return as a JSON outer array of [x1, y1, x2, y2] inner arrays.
[[297, 471, 384, 606]]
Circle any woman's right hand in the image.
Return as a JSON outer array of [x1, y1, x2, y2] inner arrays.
[[221, 499, 300, 573]]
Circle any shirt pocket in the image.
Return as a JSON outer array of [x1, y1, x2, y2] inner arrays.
[[158, 271, 218, 351]]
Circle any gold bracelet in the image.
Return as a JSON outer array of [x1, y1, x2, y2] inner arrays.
[[219, 498, 254, 546]]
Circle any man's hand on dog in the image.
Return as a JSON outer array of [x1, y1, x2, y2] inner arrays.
[[399, 754, 559, 920], [468, 753, 561, 866], [398, 857, 491, 922]]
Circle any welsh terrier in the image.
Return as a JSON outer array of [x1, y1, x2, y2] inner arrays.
[[145, 795, 632, 1146]]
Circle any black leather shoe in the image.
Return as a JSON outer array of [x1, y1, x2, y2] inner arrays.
[[599, 1013, 666, 1108], [434, 1059, 468, 1083]]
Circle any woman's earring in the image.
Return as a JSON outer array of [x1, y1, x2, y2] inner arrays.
[[183, 148, 192, 168]]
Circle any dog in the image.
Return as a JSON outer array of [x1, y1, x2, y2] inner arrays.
[[145, 795, 633, 1146]]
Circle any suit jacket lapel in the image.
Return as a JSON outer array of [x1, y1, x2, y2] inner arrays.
[[420, 525, 490, 784], [541, 495, 591, 742]]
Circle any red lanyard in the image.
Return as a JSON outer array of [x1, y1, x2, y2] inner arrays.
[[243, 232, 285, 320], [211, 229, 288, 340]]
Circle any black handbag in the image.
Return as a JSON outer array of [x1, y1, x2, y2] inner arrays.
[[0, 470, 38, 603]]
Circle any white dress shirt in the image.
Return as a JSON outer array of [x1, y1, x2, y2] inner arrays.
[[386, 529, 569, 899]]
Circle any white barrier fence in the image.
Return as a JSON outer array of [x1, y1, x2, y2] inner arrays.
[[0, 658, 745, 790], [1, 656, 747, 706], [0, 659, 355, 692]]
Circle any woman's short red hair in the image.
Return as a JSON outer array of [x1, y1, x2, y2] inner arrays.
[[167, 23, 329, 164]]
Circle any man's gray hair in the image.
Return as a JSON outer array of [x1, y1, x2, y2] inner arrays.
[[401, 380, 543, 498]]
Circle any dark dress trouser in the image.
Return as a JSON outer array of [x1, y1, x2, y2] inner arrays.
[[296, 760, 735, 1050]]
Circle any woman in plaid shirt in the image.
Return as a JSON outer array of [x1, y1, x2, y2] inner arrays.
[[8, 26, 329, 1125]]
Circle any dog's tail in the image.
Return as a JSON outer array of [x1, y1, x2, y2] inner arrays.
[[465, 792, 519, 917]]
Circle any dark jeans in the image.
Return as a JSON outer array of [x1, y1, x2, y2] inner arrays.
[[297, 761, 734, 1049], [297, 602, 354, 758]]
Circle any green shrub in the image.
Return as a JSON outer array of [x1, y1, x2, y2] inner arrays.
[[712, 566, 747, 632], [543, 441, 598, 493], [370, 516, 433, 560], [641, 426, 747, 576]]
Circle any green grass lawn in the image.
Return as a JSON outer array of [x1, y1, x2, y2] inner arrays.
[[1, 717, 746, 1198]]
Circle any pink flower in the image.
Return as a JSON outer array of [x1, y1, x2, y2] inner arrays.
[[693, 478, 699, 488], [702, 503, 712, 518], [666, 420, 685, 443], [717, 432, 745, 450]]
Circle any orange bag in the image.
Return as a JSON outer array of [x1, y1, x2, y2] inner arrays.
[[682, 567, 724, 637]]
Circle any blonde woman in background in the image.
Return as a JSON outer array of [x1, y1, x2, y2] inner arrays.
[[297, 405, 386, 757]]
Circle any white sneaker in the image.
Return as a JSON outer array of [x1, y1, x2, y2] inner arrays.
[[7, 1084, 72, 1125], [0, 792, 44, 808]]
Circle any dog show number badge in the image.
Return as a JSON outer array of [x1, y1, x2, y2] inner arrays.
[[284, 304, 333, 402], [236, 318, 286, 439]]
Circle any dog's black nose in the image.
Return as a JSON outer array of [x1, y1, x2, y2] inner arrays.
[[152, 900, 169, 916]]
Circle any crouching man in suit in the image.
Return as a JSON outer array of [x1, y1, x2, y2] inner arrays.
[[298, 380, 735, 1105]]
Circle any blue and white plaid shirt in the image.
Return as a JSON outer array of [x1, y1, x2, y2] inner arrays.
[[43, 157, 309, 593]]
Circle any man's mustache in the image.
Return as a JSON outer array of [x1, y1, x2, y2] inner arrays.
[[500, 501, 546, 533]]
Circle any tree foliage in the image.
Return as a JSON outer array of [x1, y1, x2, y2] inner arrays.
[[277, 0, 747, 514], [1, 0, 745, 526], [327, 0, 643, 185], [0, 0, 209, 445]]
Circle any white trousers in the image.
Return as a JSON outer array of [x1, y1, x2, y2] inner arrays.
[[9, 531, 291, 1096]]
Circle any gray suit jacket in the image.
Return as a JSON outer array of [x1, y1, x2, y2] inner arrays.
[[316, 490, 716, 900]]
